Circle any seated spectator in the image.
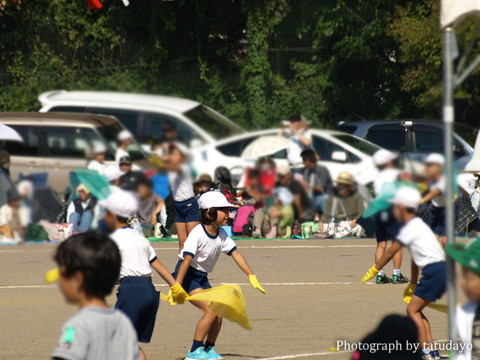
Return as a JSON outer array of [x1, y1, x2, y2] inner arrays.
[[299, 149, 332, 213], [137, 178, 164, 237], [118, 156, 145, 191], [87, 144, 107, 174], [214, 166, 241, 205], [319, 171, 365, 236], [0, 188, 29, 243], [268, 187, 294, 238], [194, 174, 215, 197], [276, 164, 314, 220], [67, 184, 97, 232]]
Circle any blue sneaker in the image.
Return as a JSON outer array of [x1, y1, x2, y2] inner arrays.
[[206, 346, 224, 360], [432, 350, 441, 360], [186, 347, 210, 360]]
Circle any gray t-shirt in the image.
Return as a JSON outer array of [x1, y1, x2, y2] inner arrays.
[[138, 193, 161, 224], [52, 307, 139, 360]]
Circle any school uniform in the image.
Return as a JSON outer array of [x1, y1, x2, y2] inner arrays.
[[396, 217, 446, 302], [428, 176, 446, 236], [110, 227, 160, 343], [174, 223, 237, 293], [169, 164, 199, 223], [374, 168, 402, 243]]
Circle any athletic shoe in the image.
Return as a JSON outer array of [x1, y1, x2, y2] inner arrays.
[[421, 351, 436, 360], [376, 274, 391, 284], [252, 229, 261, 238], [206, 347, 224, 360], [391, 273, 410, 284], [185, 347, 210, 360], [265, 226, 277, 239], [432, 350, 441, 360]]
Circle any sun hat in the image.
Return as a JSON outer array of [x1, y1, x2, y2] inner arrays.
[[99, 188, 138, 218], [373, 149, 398, 166], [103, 165, 125, 182], [389, 186, 421, 209], [119, 156, 132, 165], [276, 164, 291, 176], [194, 174, 215, 188], [425, 153, 445, 166], [118, 130, 133, 142], [458, 173, 476, 196], [198, 191, 234, 209], [274, 187, 294, 206], [335, 171, 355, 187], [93, 144, 107, 154], [76, 183, 91, 195], [446, 239, 480, 275]]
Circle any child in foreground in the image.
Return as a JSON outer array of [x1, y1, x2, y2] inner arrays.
[[361, 186, 446, 360], [446, 238, 480, 360], [49, 232, 139, 360], [174, 191, 266, 360]]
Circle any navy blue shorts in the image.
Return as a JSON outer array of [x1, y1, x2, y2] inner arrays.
[[428, 206, 446, 236], [115, 277, 159, 343], [414, 262, 446, 302], [374, 209, 402, 243], [173, 260, 212, 293], [174, 197, 200, 223]]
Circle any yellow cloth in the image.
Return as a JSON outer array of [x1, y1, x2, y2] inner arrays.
[[402, 284, 447, 313], [360, 265, 379, 283], [45, 268, 60, 284]]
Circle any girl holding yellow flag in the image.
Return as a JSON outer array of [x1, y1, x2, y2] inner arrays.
[[174, 191, 266, 360]]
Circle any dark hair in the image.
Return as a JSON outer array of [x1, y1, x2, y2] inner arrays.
[[214, 166, 234, 190], [405, 207, 417, 214], [199, 208, 214, 225], [137, 178, 153, 189], [289, 114, 301, 122], [301, 149, 316, 164], [249, 169, 260, 180], [54, 232, 121, 298]]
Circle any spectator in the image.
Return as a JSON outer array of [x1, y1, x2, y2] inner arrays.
[[214, 166, 241, 206], [103, 165, 125, 186], [282, 114, 313, 171], [67, 184, 97, 232], [87, 144, 108, 174], [276, 164, 314, 220], [161, 121, 185, 144], [137, 178, 164, 237], [115, 130, 133, 163], [0, 188, 29, 242], [320, 171, 365, 230], [300, 149, 332, 213], [268, 187, 294, 239], [0, 149, 11, 177], [194, 174, 215, 197], [118, 156, 145, 191]]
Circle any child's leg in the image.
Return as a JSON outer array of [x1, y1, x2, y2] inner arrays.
[[189, 299, 218, 345], [407, 295, 432, 350], [375, 241, 387, 270], [206, 317, 223, 345], [176, 223, 188, 252], [139, 347, 146, 360], [186, 221, 199, 238], [392, 247, 402, 270]]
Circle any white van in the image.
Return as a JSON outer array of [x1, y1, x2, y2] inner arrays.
[[39, 90, 245, 150]]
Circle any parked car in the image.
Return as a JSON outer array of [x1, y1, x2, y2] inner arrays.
[[0, 112, 153, 191], [190, 128, 386, 186], [38, 90, 245, 150], [337, 120, 477, 169]]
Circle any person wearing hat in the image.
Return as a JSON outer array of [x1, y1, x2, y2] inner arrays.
[[118, 156, 146, 192], [361, 186, 446, 360], [116, 130, 134, 163], [173, 191, 265, 360], [283, 114, 313, 171], [455, 173, 480, 236], [0, 188, 29, 242], [421, 153, 447, 245], [266, 187, 295, 239], [87, 143, 108, 174], [319, 171, 365, 233], [103, 165, 125, 186], [102, 188, 188, 360], [66, 184, 97, 232], [446, 239, 480, 360], [372, 149, 408, 284], [194, 174, 215, 198]]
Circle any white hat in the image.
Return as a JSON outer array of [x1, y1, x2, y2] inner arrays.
[[118, 130, 133, 142], [93, 143, 107, 154], [276, 164, 290, 176], [373, 149, 397, 166], [425, 153, 445, 166], [458, 173, 476, 196], [103, 165, 125, 182], [274, 187, 294, 206], [99, 188, 138, 218], [389, 186, 421, 209], [171, 142, 189, 157], [198, 191, 234, 209]]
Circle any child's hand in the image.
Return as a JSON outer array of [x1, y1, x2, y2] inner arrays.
[[249, 275, 266, 294], [360, 265, 379, 283], [170, 283, 188, 304]]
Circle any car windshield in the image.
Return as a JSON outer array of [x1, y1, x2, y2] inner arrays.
[[332, 134, 381, 155], [454, 124, 478, 148], [97, 123, 146, 161], [183, 105, 243, 139]]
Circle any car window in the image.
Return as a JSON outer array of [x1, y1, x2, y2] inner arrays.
[[143, 112, 204, 146], [184, 105, 241, 140], [332, 134, 380, 156], [88, 108, 139, 137], [49, 106, 87, 113], [0, 125, 40, 156], [45, 126, 105, 158], [216, 137, 258, 157], [414, 130, 443, 153], [366, 128, 405, 151], [312, 135, 359, 163]]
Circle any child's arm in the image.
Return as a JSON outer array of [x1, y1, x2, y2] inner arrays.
[[151, 199, 164, 225], [361, 241, 403, 283], [151, 259, 188, 304], [231, 250, 266, 294], [150, 259, 176, 287], [175, 254, 193, 288], [421, 188, 441, 204]]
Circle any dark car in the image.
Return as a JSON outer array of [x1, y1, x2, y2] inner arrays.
[[337, 120, 477, 169]]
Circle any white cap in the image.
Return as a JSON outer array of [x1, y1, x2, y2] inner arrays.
[[373, 149, 397, 166], [425, 153, 445, 166], [198, 191, 234, 209], [93, 143, 107, 154], [389, 186, 421, 209], [458, 173, 476, 196], [171, 142, 189, 157], [99, 188, 138, 218], [274, 187, 294, 205], [276, 164, 290, 176], [103, 165, 125, 182], [118, 130, 133, 142]]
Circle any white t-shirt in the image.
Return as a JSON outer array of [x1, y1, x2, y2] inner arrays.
[[87, 160, 106, 174], [115, 148, 129, 163], [180, 224, 237, 273], [287, 130, 312, 166], [168, 164, 194, 202], [396, 217, 445, 269], [431, 176, 446, 207], [110, 227, 157, 278], [374, 168, 400, 197]]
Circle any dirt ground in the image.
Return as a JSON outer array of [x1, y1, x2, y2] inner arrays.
[[0, 238, 450, 360]]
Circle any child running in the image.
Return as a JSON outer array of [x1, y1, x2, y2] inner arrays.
[[101, 188, 188, 360], [361, 186, 446, 360], [174, 191, 266, 360], [49, 232, 140, 360]]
